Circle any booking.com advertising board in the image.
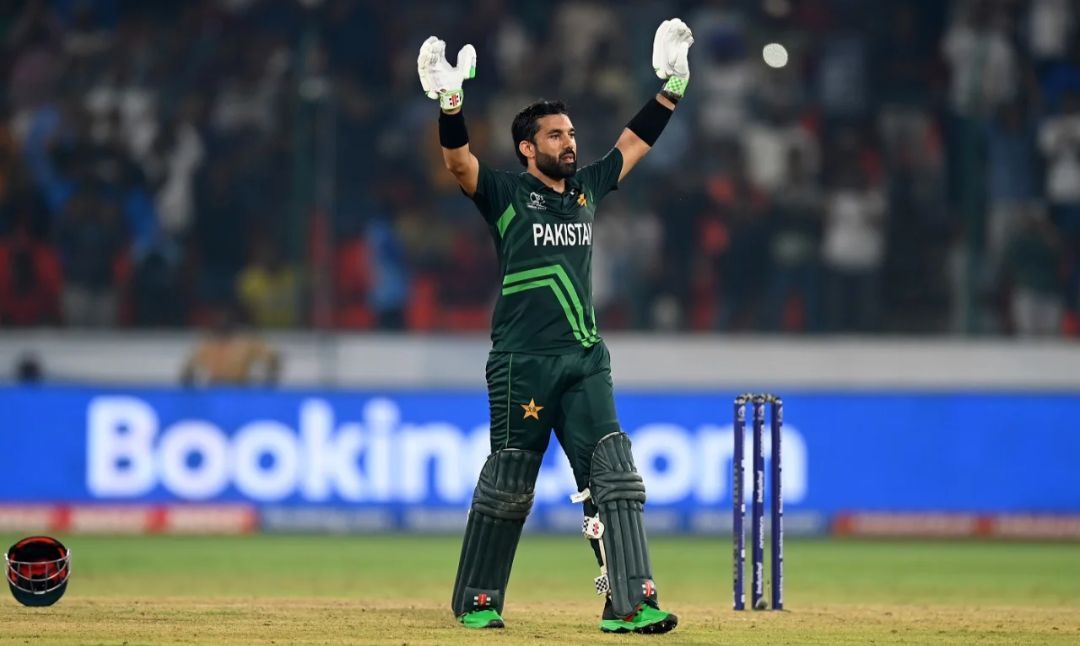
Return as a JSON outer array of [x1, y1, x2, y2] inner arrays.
[[2, 386, 1079, 535]]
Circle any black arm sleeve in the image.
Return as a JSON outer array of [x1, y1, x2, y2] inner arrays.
[[439, 110, 469, 149], [625, 98, 673, 147]]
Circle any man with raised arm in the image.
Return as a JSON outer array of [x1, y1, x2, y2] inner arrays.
[[417, 18, 694, 634]]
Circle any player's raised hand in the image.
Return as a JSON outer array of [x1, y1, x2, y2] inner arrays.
[[652, 18, 694, 99], [417, 36, 476, 112]]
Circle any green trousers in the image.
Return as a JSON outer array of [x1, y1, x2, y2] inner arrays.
[[485, 341, 621, 492]]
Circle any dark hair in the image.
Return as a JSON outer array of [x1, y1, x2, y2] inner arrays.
[[511, 100, 568, 167]]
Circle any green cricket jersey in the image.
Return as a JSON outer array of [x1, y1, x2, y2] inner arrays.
[[469, 148, 623, 353]]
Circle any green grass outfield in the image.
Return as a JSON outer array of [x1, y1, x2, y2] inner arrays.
[[2, 534, 1079, 644]]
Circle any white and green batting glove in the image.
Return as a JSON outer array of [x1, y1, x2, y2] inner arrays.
[[652, 18, 694, 99], [417, 36, 476, 112]]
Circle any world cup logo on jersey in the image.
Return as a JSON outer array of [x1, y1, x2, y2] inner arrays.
[[527, 192, 546, 210]]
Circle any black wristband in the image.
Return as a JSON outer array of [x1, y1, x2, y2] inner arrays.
[[659, 89, 681, 104], [439, 109, 469, 149], [626, 98, 673, 147]]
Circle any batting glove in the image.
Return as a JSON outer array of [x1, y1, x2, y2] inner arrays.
[[652, 18, 694, 99], [418, 36, 476, 112]]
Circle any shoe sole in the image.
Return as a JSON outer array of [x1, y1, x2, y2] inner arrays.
[[634, 614, 677, 634], [463, 620, 504, 629], [601, 622, 632, 634], [458, 615, 505, 629], [600, 613, 678, 634]]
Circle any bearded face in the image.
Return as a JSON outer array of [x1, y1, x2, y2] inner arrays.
[[535, 147, 577, 179], [526, 114, 577, 180]]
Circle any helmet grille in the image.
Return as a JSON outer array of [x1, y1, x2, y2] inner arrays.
[[6, 536, 71, 596]]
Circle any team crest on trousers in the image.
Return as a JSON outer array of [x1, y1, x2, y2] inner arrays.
[[521, 398, 543, 420]]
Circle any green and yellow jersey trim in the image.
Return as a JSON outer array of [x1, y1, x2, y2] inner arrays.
[[501, 264, 599, 348]]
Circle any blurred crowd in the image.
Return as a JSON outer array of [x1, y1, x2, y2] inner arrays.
[[1, 0, 1078, 336]]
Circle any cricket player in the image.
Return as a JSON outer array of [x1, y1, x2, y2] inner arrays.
[[418, 18, 693, 634]]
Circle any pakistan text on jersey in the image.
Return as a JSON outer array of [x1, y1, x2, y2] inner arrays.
[[532, 222, 593, 247]]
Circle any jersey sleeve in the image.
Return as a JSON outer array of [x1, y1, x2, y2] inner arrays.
[[577, 147, 624, 205], [469, 162, 517, 225]]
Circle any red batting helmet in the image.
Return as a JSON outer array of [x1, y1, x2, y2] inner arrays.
[[5, 536, 70, 606]]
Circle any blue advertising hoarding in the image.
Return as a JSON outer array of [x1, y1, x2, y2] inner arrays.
[[1, 386, 1078, 531]]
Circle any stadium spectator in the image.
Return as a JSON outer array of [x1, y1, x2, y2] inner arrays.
[[1040, 91, 1080, 238], [366, 214, 410, 330], [55, 182, 126, 327], [142, 103, 205, 237], [816, 32, 869, 122], [985, 102, 1040, 275], [0, 227, 62, 326], [130, 241, 185, 327], [1028, 0, 1074, 67], [236, 236, 302, 329], [821, 156, 886, 332], [6, 1, 64, 117], [875, 2, 936, 164], [592, 190, 662, 329], [1003, 213, 1065, 336], [193, 165, 249, 306], [741, 103, 818, 194], [1039, 89, 1080, 320], [13, 352, 44, 384], [767, 148, 823, 332], [181, 304, 281, 386], [691, 10, 752, 142], [710, 152, 771, 331], [0, 0, 1078, 338], [942, 1, 1018, 119]]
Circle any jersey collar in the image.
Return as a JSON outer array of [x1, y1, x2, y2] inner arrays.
[[520, 170, 581, 196]]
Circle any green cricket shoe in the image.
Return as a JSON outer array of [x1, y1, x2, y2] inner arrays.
[[600, 598, 678, 634], [457, 608, 505, 629]]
